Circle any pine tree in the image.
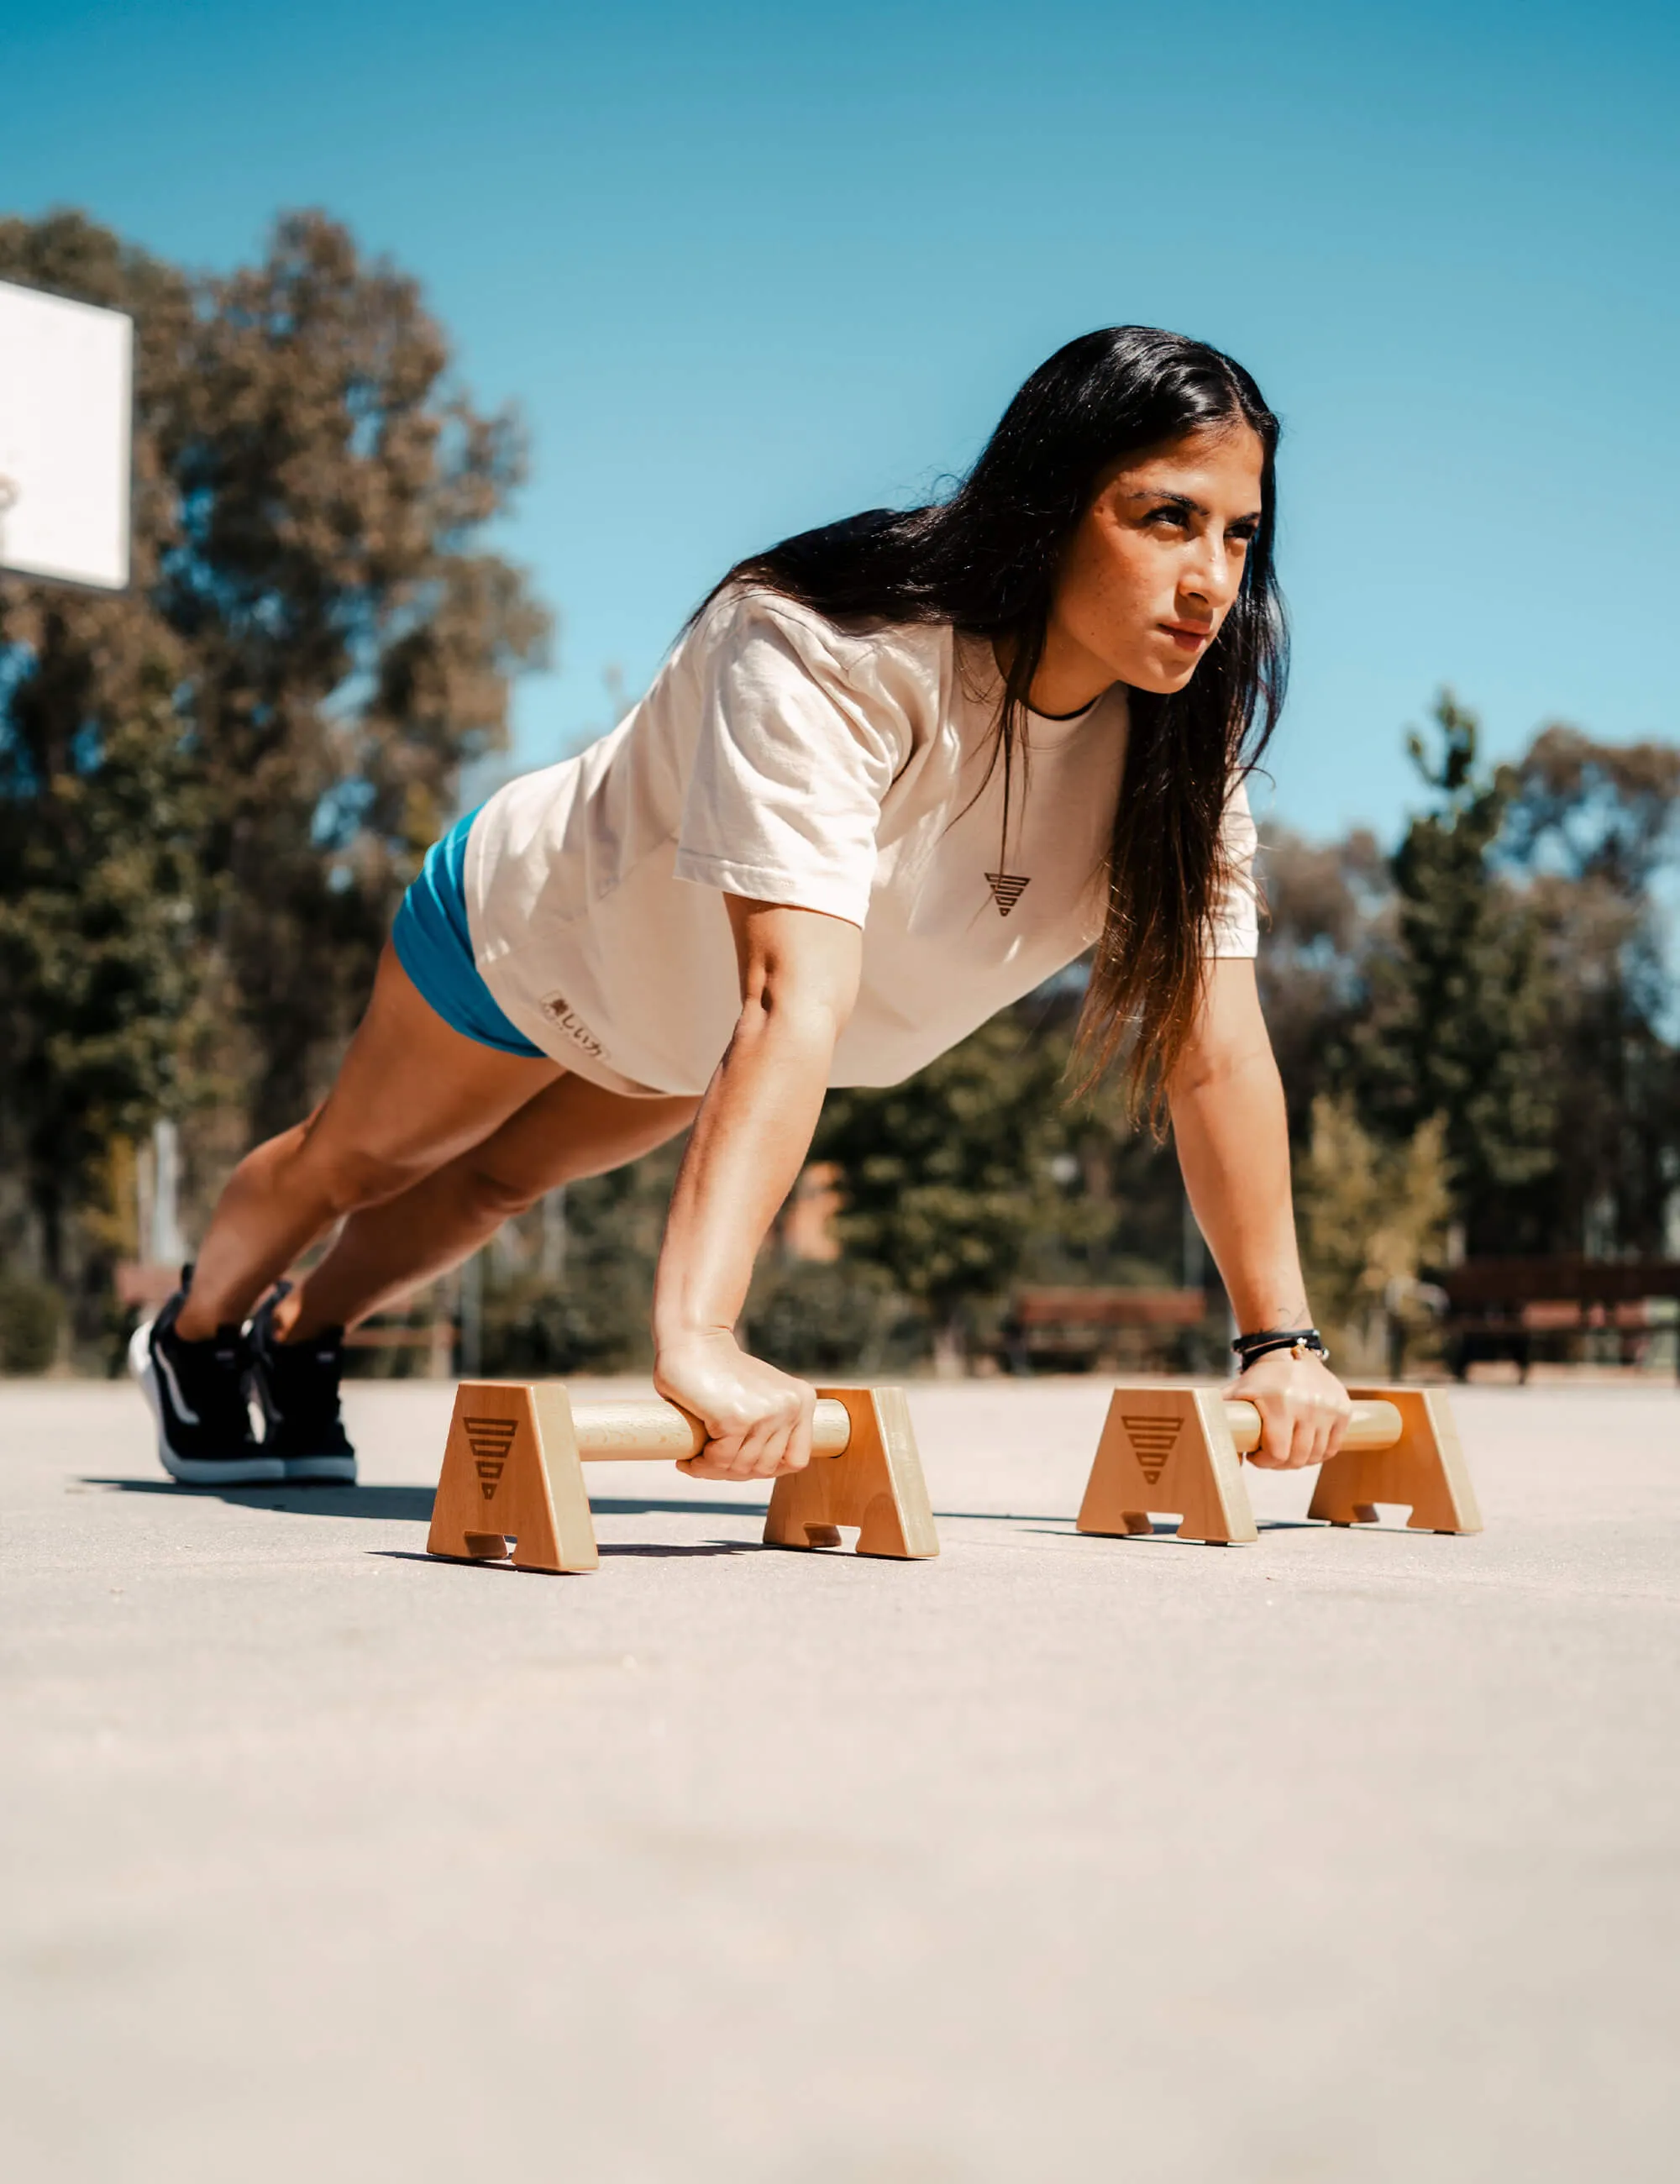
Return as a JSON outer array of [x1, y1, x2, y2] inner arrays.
[[1353, 694, 1557, 1251]]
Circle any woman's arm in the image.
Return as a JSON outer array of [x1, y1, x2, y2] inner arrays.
[[1168, 957, 1352, 1469], [653, 895, 863, 1482]]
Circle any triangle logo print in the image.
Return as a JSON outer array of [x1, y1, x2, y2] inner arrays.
[[463, 1415, 519, 1501], [985, 871, 1031, 917], [1120, 1413, 1182, 1487]]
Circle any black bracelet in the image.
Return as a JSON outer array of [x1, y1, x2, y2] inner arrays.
[[1231, 1326, 1328, 1368]]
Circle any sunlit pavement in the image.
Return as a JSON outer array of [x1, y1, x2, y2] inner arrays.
[[3, 1374, 1677, 2182]]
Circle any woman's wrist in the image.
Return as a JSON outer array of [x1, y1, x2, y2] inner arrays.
[[1224, 1284, 1312, 1337], [652, 1313, 737, 1355], [1231, 1324, 1326, 1370]]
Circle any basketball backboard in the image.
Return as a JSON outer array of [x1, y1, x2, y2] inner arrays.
[[0, 278, 133, 591]]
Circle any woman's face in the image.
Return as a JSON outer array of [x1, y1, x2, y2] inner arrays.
[[1041, 423, 1267, 706]]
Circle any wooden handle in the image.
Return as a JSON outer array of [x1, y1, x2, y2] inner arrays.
[[1225, 1396, 1401, 1457], [570, 1396, 853, 1462]]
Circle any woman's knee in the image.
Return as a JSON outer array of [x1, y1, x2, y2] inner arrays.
[[461, 1161, 543, 1225], [297, 1137, 433, 1220]]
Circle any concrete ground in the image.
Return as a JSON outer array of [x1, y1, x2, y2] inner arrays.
[[2, 1375, 1677, 2183]]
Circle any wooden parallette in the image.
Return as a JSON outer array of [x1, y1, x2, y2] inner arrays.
[[426, 1383, 940, 1574], [1075, 1382, 1481, 1546]]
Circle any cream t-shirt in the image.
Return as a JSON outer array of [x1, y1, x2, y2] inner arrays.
[[465, 586, 1259, 1097]]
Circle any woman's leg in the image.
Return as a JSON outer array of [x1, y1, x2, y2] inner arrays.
[[281, 1073, 699, 1340], [176, 945, 563, 1341]]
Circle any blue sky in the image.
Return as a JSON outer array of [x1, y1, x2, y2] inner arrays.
[[4, 0, 1677, 839]]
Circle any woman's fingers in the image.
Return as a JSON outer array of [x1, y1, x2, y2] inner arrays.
[[1245, 1393, 1296, 1468], [1258, 1396, 1331, 1469], [677, 1383, 816, 1480], [1234, 1354, 1353, 1469], [1294, 1409, 1327, 1470], [729, 1394, 811, 1478]]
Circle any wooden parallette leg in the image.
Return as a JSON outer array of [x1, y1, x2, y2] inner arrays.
[[426, 1380, 600, 1573], [1076, 1385, 1258, 1546], [763, 1386, 939, 1559], [1307, 1384, 1482, 1534]]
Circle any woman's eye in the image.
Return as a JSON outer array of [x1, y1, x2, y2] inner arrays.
[[1145, 507, 1187, 529]]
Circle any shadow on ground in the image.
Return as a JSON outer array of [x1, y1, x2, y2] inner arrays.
[[87, 1478, 1099, 1527], [369, 1543, 763, 1566], [81, 1478, 774, 1522], [81, 1477, 1328, 1537], [1016, 1517, 1325, 1539]]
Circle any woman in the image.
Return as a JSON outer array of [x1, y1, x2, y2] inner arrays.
[[132, 326, 1352, 1488]]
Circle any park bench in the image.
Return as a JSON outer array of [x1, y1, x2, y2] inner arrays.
[[1437, 1256, 1680, 1380], [995, 1285, 1209, 1374]]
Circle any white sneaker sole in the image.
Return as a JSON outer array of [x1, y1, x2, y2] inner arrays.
[[127, 1320, 286, 1487], [280, 1452, 358, 1484]]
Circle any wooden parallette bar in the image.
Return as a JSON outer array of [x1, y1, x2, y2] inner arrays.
[[1076, 1383, 1482, 1547], [567, 1397, 853, 1462], [1222, 1396, 1401, 1457], [426, 1383, 939, 1574]]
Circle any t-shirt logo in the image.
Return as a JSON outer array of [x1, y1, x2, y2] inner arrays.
[[539, 994, 606, 1061], [984, 871, 1030, 917]]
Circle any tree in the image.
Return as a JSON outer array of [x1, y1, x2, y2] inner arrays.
[[1253, 823, 1389, 1142], [1294, 1094, 1451, 1369], [0, 213, 202, 1286], [1352, 694, 1557, 1252], [1500, 727, 1680, 896], [1499, 728, 1680, 1255], [815, 1013, 1081, 1364], [0, 654, 207, 1284], [158, 211, 551, 1133], [477, 1141, 684, 1377], [0, 209, 550, 1320]]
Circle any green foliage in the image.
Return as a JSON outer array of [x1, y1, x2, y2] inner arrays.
[[1253, 824, 1387, 1141], [743, 1256, 923, 1376], [3, 204, 1676, 1359], [160, 211, 551, 1133], [1261, 700, 1680, 1266], [479, 1263, 657, 1378], [0, 1271, 64, 1373], [0, 654, 209, 1274], [1501, 725, 1680, 895], [1352, 694, 1558, 1249], [476, 1143, 683, 1377], [1295, 1095, 1452, 1369], [0, 207, 549, 1314], [1499, 728, 1680, 1256], [814, 1013, 1084, 1357]]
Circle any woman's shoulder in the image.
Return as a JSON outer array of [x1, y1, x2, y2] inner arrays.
[[690, 581, 953, 699]]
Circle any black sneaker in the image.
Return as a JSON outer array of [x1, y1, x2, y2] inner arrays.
[[249, 1283, 358, 1484], [129, 1272, 282, 1486]]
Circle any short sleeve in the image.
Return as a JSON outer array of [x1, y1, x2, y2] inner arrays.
[[1207, 774, 1260, 958], [673, 596, 905, 927]]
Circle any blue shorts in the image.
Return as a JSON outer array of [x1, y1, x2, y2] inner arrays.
[[391, 807, 544, 1057]]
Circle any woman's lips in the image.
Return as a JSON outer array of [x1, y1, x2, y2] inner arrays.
[[1161, 622, 1212, 653]]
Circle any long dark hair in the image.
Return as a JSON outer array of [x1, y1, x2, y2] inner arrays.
[[703, 326, 1286, 1110]]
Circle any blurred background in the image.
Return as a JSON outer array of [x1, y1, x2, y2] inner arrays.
[[1, 0, 1677, 1383]]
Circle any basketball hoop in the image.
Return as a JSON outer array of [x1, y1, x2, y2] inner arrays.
[[0, 280, 133, 591]]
